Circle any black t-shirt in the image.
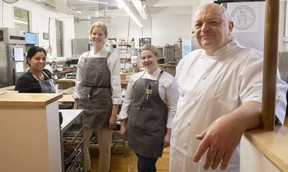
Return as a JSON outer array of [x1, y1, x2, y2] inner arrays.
[[15, 69, 52, 93]]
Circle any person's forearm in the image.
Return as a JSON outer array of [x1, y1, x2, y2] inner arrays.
[[120, 118, 127, 126], [230, 101, 261, 131], [111, 104, 119, 117], [166, 128, 171, 136]]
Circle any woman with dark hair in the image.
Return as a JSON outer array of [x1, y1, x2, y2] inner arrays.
[[15, 46, 55, 93]]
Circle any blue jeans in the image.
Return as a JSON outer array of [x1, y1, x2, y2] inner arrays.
[[136, 153, 158, 172]]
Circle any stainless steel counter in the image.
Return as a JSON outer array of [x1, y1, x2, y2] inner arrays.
[[60, 109, 83, 133]]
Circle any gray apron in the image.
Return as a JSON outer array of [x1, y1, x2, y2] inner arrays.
[[79, 52, 112, 128], [127, 70, 168, 158], [32, 72, 55, 93]]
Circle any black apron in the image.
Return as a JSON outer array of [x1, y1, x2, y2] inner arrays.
[[127, 70, 168, 158], [79, 52, 112, 128]]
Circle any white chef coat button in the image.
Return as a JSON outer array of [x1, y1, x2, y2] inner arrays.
[[183, 143, 187, 149], [202, 76, 207, 80], [191, 74, 194, 78], [187, 122, 190, 126], [193, 98, 198, 103]]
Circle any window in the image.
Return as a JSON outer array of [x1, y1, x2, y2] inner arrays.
[[14, 7, 30, 32], [55, 20, 64, 57]]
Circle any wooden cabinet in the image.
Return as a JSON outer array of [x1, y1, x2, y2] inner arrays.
[[0, 93, 85, 172], [0, 92, 63, 172], [240, 126, 288, 172]]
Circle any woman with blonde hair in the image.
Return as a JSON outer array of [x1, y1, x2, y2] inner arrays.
[[73, 21, 122, 172], [119, 44, 179, 172]]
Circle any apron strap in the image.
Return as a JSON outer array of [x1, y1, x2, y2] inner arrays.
[[42, 71, 50, 79], [140, 70, 164, 81], [156, 70, 163, 81], [106, 52, 111, 58], [85, 51, 111, 59], [31, 71, 50, 83]]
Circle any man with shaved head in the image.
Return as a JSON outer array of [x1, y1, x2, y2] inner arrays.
[[170, 3, 287, 172]]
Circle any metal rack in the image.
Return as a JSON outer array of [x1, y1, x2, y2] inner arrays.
[[62, 124, 84, 172], [60, 110, 84, 172]]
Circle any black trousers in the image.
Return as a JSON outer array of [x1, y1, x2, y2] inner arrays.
[[136, 153, 158, 172]]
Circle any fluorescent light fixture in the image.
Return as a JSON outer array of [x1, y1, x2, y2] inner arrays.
[[131, 0, 147, 20], [14, 19, 28, 25], [116, 0, 143, 28], [76, 0, 108, 5]]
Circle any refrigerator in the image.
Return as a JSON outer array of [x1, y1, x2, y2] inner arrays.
[[0, 28, 27, 88]]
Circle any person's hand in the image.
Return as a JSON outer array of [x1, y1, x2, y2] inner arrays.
[[163, 132, 171, 147], [109, 114, 117, 130], [193, 114, 244, 170]]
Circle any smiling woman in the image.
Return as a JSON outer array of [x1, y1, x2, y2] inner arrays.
[[73, 21, 122, 172], [15, 46, 55, 93], [118, 44, 179, 172]]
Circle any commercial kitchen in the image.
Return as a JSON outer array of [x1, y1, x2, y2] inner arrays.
[[0, 0, 288, 171]]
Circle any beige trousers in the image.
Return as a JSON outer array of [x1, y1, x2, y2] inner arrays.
[[83, 127, 113, 172]]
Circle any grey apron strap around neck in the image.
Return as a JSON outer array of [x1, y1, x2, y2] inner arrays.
[[42, 71, 50, 79], [85, 51, 111, 59], [156, 70, 163, 81], [106, 52, 111, 58], [140, 69, 164, 81]]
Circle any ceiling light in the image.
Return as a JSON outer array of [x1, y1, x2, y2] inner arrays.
[[76, 0, 108, 5], [131, 0, 147, 20], [14, 20, 28, 25], [116, 0, 143, 28]]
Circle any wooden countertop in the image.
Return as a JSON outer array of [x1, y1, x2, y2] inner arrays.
[[244, 125, 288, 171], [0, 85, 15, 91], [0, 92, 63, 107], [58, 95, 74, 102], [57, 78, 76, 83]]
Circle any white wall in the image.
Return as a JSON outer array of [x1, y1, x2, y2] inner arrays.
[[74, 14, 191, 49], [74, 16, 151, 48], [152, 15, 191, 47], [0, 0, 74, 58]]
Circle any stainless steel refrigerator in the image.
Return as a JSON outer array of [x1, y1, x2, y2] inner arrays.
[[0, 28, 27, 88]]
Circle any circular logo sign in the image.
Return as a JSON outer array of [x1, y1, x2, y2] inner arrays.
[[231, 5, 255, 30]]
